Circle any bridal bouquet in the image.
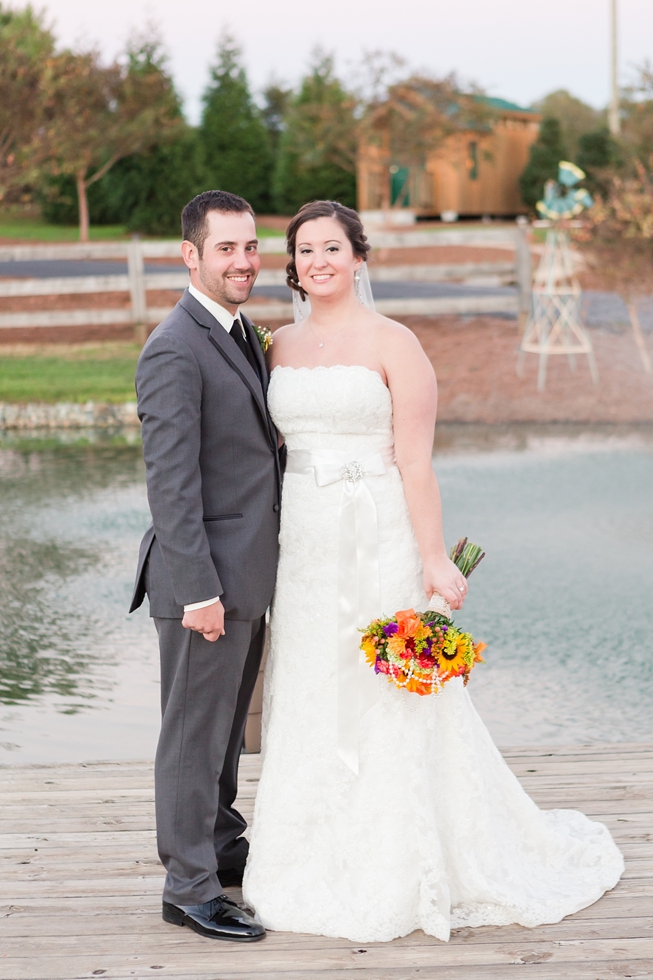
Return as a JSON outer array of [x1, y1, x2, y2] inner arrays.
[[360, 539, 487, 696]]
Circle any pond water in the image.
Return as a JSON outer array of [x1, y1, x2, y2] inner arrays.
[[1, 423, 652, 764]]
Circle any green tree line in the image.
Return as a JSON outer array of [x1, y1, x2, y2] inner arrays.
[[0, 6, 359, 237], [3, 4, 652, 238]]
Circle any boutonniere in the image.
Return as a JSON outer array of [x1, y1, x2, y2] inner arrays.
[[253, 325, 273, 354]]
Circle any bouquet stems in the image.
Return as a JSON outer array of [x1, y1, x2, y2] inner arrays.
[[449, 538, 485, 579]]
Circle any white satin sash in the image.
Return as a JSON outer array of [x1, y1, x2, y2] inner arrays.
[[285, 445, 396, 774]]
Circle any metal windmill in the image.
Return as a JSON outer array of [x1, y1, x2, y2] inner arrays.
[[517, 162, 598, 390]]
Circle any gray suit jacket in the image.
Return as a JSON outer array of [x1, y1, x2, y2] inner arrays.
[[130, 289, 281, 621]]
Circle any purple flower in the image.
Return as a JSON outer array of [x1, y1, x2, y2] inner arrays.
[[383, 622, 399, 636]]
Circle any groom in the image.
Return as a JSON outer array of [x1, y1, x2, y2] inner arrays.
[[130, 190, 282, 941]]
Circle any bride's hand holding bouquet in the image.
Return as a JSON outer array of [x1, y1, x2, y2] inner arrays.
[[423, 553, 468, 611], [361, 539, 486, 696]]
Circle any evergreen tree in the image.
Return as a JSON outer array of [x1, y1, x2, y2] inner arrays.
[[576, 128, 620, 197], [272, 54, 357, 214], [519, 117, 567, 211], [101, 128, 203, 235], [531, 90, 599, 160], [262, 82, 291, 159], [200, 33, 272, 212]]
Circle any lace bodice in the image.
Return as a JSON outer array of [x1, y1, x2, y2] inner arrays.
[[268, 365, 393, 454]]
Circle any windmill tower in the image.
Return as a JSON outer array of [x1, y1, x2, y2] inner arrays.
[[517, 162, 598, 390]]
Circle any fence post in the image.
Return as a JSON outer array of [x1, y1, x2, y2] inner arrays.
[[515, 216, 532, 334], [128, 236, 146, 345]]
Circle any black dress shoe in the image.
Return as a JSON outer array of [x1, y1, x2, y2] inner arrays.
[[162, 894, 265, 942], [218, 865, 245, 888]]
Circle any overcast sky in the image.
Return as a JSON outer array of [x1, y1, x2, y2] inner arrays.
[[35, 0, 653, 123]]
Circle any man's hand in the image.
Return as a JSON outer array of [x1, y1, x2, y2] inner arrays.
[[182, 599, 225, 643]]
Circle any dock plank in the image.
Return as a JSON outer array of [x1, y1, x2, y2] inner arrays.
[[1, 745, 652, 980], [3, 937, 653, 978]]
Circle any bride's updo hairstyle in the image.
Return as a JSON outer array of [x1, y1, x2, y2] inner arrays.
[[285, 200, 371, 302]]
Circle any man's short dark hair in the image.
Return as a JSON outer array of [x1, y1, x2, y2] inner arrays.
[[181, 190, 255, 257]]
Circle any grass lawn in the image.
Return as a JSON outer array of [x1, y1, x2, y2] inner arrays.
[[0, 214, 285, 242], [0, 217, 130, 242], [0, 344, 140, 403]]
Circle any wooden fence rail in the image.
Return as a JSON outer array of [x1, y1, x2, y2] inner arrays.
[[0, 224, 532, 334]]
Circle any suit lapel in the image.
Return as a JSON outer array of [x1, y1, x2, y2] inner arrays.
[[179, 290, 272, 446], [241, 313, 269, 393], [242, 313, 282, 492]]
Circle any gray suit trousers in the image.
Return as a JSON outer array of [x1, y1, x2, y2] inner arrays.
[[154, 615, 265, 905]]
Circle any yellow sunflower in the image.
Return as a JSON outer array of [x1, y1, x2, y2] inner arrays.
[[440, 632, 474, 678], [361, 637, 377, 666]]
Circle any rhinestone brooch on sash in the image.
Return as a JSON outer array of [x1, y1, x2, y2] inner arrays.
[[342, 461, 364, 483]]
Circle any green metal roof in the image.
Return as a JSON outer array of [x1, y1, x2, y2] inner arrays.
[[476, 95, 539, 115]]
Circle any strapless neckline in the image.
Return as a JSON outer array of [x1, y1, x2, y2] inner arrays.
[[271, 364, 387, 390]]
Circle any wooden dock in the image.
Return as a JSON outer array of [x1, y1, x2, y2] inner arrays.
[[1, 744, 652, 980]]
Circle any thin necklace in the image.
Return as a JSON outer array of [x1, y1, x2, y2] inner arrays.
[[306, 312, 355, 349]]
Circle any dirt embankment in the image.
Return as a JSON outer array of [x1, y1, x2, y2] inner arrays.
[[410, 315, 653, 424]]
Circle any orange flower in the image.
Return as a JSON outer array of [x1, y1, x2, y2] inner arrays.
[[473, 641, 487, 663], [387, 634, 409, 658], [395, 609, 431, 643], [395, 609, 421, 636], [404, 675, 432, 696]]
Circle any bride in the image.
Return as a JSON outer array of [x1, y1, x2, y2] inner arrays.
[[242, 200, 623, 943]]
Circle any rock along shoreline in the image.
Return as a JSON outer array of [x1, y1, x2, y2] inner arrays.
[[0, 401, 140, 430]]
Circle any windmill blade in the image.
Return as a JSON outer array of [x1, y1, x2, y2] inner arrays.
[[558, 161, 586, 187]]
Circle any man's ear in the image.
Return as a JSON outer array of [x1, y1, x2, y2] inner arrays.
[[181, 240, 199, 271]]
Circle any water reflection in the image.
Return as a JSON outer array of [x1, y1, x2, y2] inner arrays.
[[0, 431, 157, 760], [435, 423, 653, 745], [0, 423, 652, 762], [0, 537, 98, 704]]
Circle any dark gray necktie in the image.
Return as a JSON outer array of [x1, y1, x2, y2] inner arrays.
[[230, 318, 259, 377]]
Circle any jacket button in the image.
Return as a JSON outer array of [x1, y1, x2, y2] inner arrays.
[[273, 504, 280, 512]]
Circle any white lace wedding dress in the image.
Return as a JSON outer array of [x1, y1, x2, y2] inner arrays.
[[243, 364, 624, 943]]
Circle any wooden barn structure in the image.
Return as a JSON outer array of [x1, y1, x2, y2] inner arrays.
[[358, 90, 541, 219]]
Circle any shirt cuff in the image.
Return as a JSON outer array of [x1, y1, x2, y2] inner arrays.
[[183, 596, 222, 612]]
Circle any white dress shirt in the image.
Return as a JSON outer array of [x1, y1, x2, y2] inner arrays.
[[188, 283, 245, 337], [183, 284, 244, 613]]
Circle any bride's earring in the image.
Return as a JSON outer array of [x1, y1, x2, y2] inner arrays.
[[354, 272, 361, 301]]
